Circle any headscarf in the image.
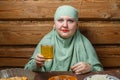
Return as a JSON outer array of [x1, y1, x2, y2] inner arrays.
[[54, 5, 78, 21]]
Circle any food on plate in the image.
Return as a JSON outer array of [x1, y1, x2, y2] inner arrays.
[[49, 75, 77, 80], [85, 74, 119, 80], [86, 74, 108, 80], [0, 76, 28, 80]]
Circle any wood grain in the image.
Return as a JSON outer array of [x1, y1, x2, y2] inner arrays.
[[0, 58, 29, 67], [96, 46, 120, 67], [0, 21, 119, 45], [0, 1, 119, 20], [0, 46, 120, 68]]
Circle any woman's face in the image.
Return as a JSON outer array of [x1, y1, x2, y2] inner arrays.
[[54, 16, 78, 38]]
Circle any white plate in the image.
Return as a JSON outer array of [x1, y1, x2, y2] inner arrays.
[[84, 74, 120, 80]]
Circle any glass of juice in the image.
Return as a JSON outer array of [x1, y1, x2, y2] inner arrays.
[[41, 45, 54, 61]]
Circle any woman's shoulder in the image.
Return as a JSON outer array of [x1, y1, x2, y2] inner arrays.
[[78, 32, 92, 45], [40, 30, 54, 44], [43, 30, 54, 39]]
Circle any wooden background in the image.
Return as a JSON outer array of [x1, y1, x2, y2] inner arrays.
[[0, 0, 120, 70]]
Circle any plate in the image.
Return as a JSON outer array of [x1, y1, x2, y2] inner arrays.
[[48, 75, 77, 80], [84, 74, 119, 80], [0, 68, 35, 80]]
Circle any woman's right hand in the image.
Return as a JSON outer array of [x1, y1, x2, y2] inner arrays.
[[34, 53, 45, 67]]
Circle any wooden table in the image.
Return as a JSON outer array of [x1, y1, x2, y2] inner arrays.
[[0, 68, 120, 80], [34, 70, 120, 80]]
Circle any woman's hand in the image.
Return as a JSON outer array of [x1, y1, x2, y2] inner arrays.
[[71, 62, 92, 74], [34, 54, 45, 67]]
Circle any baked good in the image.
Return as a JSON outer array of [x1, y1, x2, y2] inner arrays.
[[0, 76, 27, 80]]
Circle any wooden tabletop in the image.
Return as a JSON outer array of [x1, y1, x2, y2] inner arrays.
[[34, 69, 120, 80], [0, 68, 120, 80]]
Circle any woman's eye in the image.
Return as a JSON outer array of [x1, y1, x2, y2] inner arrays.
[[68, 19, 74, 23], [57, 19, 63, 22]]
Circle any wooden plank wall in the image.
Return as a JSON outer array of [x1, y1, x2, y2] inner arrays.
[[0, 0, 120, 70]]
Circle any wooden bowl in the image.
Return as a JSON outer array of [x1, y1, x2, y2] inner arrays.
[[48, 75, 77, 80]]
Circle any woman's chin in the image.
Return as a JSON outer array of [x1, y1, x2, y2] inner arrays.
[[60, 34, 71, 39]]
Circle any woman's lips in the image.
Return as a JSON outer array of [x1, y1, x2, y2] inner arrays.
[[61, 29, 69, 32]]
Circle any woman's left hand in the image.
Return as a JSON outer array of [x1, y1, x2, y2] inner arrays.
[[71, 62, 92, 74]]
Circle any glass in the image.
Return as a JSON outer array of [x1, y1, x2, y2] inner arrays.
[[41, 45, 54, 60]]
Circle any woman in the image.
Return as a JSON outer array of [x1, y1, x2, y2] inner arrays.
[[24, 5, 103, 74]]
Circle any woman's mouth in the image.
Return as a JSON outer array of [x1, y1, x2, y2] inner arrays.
[[61, 29, 69, 32]]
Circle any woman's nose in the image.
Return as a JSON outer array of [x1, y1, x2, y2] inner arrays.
[[63, 21, 68, 27]]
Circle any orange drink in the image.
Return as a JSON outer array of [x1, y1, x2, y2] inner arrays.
[[41, 45, 54, 60]]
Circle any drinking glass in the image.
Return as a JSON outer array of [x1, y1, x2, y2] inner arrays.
[[41, 45, 54, 61]]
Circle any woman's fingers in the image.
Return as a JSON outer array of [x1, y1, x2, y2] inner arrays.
[[71, 62, 91, 74], [34, 53, 45, 67], [35, 54, 45, 61], [71, 62, 83, 71], [71, 64, 82, 72]]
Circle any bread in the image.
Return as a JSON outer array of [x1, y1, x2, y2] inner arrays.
[[0, 76, 28, 80]]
